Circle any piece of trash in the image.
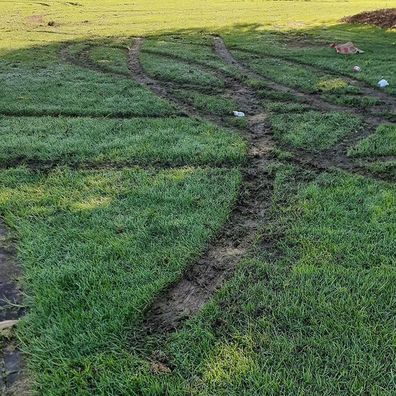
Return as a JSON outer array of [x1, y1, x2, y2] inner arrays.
[[378, 79, 389, 88], [330, 42, 364, 54], [352, 65, 361, 72], [233, 111, 245, 117], [0, 320, 19, 331]]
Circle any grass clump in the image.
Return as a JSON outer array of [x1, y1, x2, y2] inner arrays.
[[88, 46, 130, 75], [270, 111, 362, 150], [172, 89, 238, 116], [0, 166, 240, 393], [140, 52, 224, 88], [0, 116, 246, 166], [348, 124, 396, 157]]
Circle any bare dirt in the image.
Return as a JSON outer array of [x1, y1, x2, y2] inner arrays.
[[342, 8, 396, 29], [0, 220, 27, 395]]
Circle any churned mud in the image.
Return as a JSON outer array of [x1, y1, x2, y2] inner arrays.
[[0, 220, 27, 395]]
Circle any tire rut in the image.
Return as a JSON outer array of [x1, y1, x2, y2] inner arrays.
[[213, 36, 390, 127], [233, 46, 395, 109], [0, 220, 27, 395], [127, 36, 395, 337]]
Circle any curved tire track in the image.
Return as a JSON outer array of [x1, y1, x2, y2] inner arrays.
[[0, 220, 26, 395]]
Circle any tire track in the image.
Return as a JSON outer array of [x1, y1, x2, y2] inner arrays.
[[128, 37, 279, 332], [232, 46, 395, 108], [127, 37, 395, 335], [64, 38, 394, 182], [0, 220, 26, 395]]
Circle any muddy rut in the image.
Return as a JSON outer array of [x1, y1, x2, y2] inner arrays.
[[0, 221, 26, 395], [124, 36, 395, 334]]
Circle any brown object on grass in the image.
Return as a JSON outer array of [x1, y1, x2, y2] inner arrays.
[[342, 8, 396, 29]]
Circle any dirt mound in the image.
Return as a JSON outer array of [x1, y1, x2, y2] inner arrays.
[[342, 8, 396, 29]]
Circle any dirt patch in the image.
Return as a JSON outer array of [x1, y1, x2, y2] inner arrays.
[[25, 15, 44, 25], [0, 220, 27, 395], [342, 8, 396, 29]]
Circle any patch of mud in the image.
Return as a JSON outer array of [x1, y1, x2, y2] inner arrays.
[[0, 220, 27, 395], [342, 8, 396, 29], [145, 155, 274, 331]]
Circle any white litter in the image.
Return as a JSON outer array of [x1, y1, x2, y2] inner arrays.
[[352, 65, 361, 72], [233, 111, 245, 117], [378, 79, 389, 88]]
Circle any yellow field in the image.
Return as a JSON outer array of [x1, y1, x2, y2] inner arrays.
[[0, 0, 393, 51]]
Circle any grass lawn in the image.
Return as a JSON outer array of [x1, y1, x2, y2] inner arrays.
[[349, 124, 396, 157], [0, 1, 395, 395]]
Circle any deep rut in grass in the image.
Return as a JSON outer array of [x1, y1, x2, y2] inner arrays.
[[130, 37, 395, 181], [127, 36, 395, 335], [56, 35, 396, 336], [128, 37, 278, 332], [0, 220, 26, 395]]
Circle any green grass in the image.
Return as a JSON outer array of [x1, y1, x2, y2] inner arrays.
[[0, 0, 395, 394], [0, 45, 176, 117], [139, 52, 224, 88], [269, 111, 363, 150], [88, 46, 130, 76], [142, 36, 237, 77], [161, 168, 396, 395], [171, 89, 238, 116], [0, 116, 246, 166], [348, 124, 396, 157], [0, 166, 240, 394]]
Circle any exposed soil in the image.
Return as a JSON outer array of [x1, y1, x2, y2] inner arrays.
[[342, 8, 396, 29], [0, 220, 26, 395]]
